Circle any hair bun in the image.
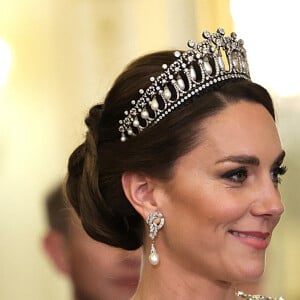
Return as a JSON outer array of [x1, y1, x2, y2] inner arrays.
[[85, 104, 104, 131], [66, 143, 85, 216]]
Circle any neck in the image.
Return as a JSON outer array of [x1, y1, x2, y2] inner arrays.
[[132, 253, 238, 300]]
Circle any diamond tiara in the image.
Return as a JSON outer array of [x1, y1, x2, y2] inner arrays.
[[118, 28, 251, 142]]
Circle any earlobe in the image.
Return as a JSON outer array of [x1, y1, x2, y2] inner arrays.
[[43, 230, 70, 276], [122, 172, 159, 220]]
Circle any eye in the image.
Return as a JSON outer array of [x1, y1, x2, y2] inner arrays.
[[221, 167, 248, 184], [271, 165, 287, 186]]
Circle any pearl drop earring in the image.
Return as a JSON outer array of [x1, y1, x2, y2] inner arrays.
[[146, 212, 165, 266]]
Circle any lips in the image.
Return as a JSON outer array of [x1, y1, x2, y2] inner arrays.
[[228, 230, 270, 249], [229, 230, 269, 240]]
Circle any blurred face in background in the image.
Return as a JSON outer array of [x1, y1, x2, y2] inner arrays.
[[67, 209, 141, 300], [44, 208, 141, 300]]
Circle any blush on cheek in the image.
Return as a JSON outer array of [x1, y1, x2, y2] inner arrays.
[[206, 215, 215, 222]]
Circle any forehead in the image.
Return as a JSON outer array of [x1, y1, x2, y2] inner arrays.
[[194, 101, 281, 159]]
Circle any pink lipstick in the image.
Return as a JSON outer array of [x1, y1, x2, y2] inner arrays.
[[228, 230, 270, 249]]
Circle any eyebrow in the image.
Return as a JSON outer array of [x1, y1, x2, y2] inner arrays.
[[272, 150, 286, 167], [216, 155, 260, 165], [215, 150, 286, 166]]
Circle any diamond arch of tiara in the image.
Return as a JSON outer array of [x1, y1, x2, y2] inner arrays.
[[118, 28, 250, 142]]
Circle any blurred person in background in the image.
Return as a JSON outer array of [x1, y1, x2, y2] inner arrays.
[[43, 183, 141, 300]]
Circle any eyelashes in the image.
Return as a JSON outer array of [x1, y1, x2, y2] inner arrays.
[[221, 167, 248, 184], [220, 165, 288, 185], [271, 165, 287, 185]]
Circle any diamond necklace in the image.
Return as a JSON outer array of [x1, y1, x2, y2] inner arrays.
[[236, 291, 285, 300]]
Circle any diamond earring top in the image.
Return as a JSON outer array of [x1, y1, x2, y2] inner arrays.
[[118, 28, 250, 142]]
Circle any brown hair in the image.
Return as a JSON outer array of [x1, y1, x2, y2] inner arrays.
[[67, 51, 275, 250], [45, 184, 69, 236]]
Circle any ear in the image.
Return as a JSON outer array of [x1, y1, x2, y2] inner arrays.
[[122, 172, 159, 220], [43, 230, 71, 276]]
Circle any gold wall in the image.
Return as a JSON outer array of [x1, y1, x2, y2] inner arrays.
[[0, 0, 298, 299]]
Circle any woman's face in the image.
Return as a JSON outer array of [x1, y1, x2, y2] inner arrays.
[[157, 101, 285, 283]]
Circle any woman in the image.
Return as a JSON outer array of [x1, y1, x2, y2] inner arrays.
[[67, 29, 286, 299]]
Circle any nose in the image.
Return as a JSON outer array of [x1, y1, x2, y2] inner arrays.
[[250, 178, 284, 218]]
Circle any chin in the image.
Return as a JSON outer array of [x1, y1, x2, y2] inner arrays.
[[229, 257, 265, 283], [238, 263, 265, 282], [241, 249, 267, 279]]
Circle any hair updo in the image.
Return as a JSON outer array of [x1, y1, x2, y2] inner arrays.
[[66, 51, 275, 250]]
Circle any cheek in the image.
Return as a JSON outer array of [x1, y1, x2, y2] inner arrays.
[[69, 237, 115, 266], [69, 244, 122, 282], [163, 190, 220, 239], [162, 176, 251, 238], [182, 187, 251, 229]]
